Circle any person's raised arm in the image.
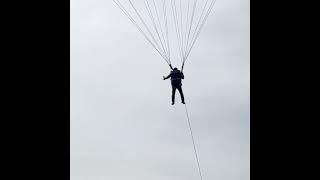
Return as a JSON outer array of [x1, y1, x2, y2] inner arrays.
[[169, 64, 173, 70]]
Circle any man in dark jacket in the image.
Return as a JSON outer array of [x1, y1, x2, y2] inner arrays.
[[163, 67, 185, 105]]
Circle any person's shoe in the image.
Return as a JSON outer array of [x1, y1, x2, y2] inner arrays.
[[182, 101, 185, 104], [171, 102, 175, 105]]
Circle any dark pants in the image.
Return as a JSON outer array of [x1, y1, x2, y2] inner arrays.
[[172, 85, 185, 103]]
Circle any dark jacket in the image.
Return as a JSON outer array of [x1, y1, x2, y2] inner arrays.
[[164, 69, 184, 87]]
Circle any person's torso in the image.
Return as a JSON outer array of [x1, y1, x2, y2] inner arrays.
[[170, 70, 182, 86]]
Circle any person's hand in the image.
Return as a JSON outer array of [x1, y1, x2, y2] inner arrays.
[[163, 76, 166, 80]]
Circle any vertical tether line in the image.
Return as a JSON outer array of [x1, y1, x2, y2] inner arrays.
[[184, 103, 203, 180]]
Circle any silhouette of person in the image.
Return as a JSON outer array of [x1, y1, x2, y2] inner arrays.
[[163, 67, 185, 105]]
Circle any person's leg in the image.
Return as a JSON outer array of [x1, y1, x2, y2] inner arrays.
[[172, 86, 177, 105], [177, 86, 185, 104]]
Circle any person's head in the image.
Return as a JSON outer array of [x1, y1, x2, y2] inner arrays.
[[173, 67, 178, 70]]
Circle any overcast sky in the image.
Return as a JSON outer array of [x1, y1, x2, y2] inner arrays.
[[71, 0, 250, 179]]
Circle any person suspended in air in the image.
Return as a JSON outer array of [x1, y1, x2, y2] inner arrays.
[[163, 67, 185, 105]]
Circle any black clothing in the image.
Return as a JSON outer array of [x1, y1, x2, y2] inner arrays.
[[172, 85, 184, 104], [164, 69, 185, 104], [164, 69, 184, 87]]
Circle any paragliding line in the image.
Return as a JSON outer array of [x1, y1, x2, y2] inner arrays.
[[145, 0, 169, 59], [184, 0, 217, 64], [184, 103, 203, 180], [112, 0, 172, 67]]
